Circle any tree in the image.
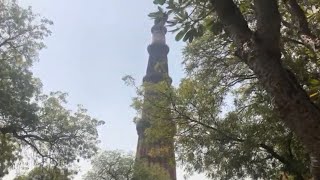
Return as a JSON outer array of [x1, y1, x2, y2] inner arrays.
[[168, 31, 312, 180], [14, 166, 71, 180], [0, 134, 18, 177], [149, 0, 320, 178], [0, 0, 104, 176], [84, 150, 135, 180], [128, 69, 309, 179], [84, 150, 171, 180]]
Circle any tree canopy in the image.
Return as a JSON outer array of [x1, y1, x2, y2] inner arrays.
[[14, 166, 71, 180], [175, 32, 311, 179], [84, 150, 135, 180], [0, 0, 104, 176], [127, 0, 320, 179], [84, 150, 171, 180]]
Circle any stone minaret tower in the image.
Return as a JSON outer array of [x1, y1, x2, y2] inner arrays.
[[135, 16, 176, 180]]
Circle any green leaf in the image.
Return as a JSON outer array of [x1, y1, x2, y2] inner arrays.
[[310, 79, 320, 85], [175, 30, 186, 41], [188, 35, 194, 43], [153, 0, 166, 5], [183, 29, 196, 42]]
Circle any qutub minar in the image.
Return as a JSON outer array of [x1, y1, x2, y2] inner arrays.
[[135, 15, 177, 180]]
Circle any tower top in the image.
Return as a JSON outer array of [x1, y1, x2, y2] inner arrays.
[[151, 14, 168, 44]]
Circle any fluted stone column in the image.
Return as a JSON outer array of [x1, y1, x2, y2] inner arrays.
[[135, 19, 176, 180]]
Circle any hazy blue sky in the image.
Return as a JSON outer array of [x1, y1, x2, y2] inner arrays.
[[5, 1, 207, 179]]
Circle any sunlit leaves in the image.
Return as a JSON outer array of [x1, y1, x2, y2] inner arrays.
[[140, 0, 320, 178], [84, 150, 172, 180], [149, 0, 212, 43], [173, 30, 311, 179], [84, 150, 135, 180], [128, 28, 311, 178], [29, 92, 104, 165], [0, 134, 19, 177], [0, 0, 104, 175], [14, 166, 71, 180]]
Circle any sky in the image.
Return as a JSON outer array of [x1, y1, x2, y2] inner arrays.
[[4, 0, 207, 180]]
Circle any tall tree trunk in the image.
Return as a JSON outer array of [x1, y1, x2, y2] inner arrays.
[[210, 0, 320, 178]]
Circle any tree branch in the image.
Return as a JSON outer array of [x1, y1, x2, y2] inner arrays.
[[286, 0, 312, 36], [210, 0, 252, 46], [259, 143, 288, 165], [253, 0, 281, 51], [285, 0, 320, 50], [12, 130, 58, 165]]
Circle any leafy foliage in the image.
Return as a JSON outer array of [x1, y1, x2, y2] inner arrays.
[[84, 150, 135, 180], [0, 134, 19, 177], [84, 150, 172, 180], [14, 166, 71, 180], [127, 1, 320, 178], [133, 161, 171, 180], [19, 92, 104, 165], [136, 0, 320, 179], [175, 30, 315, 179], [129, 72, 309, 179], [0, 0, 104, 176]]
